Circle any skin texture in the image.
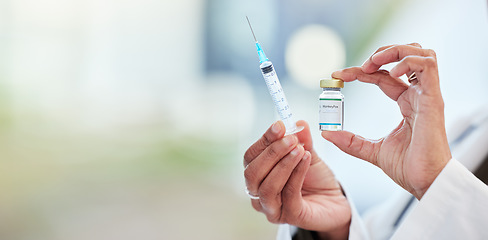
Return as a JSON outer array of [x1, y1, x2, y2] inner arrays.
[[243, 43, 452, 239]]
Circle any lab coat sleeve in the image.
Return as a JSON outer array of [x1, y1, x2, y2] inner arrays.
[[391, 158, 488, 240], [276, 186, 370, 240]]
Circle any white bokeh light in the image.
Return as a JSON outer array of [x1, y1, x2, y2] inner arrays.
[[285, 24, 346, 89]]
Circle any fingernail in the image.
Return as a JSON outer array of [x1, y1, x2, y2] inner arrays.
[[271, 121, 281, 134], [389, 67, 401, 78], [331, 72, 341, 79], [303, 151, 310, 160], [371, 52, 379, 60], [361, 58, 370, 67], [290, 146, 300, 156]]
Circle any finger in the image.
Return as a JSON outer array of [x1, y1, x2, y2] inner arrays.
[[280, 151, 311, 224], [409, 42, 422, 48], [251, 198, 262, 212], [244, 134, 298, 196], [371, 43, 421, 55], [332, 67, 408, 101], [251, 151, 310, 216], [293, 120, 321, 165], [361, 43, 422, 73], [244, 121, 285, 167], [295, 120, 313, 151], [257, 145, 306, 223], [321, 130, 381, 166], [404, 43, 423, 82], [362, 44, 433, 74], [389, 56, 440, 91]]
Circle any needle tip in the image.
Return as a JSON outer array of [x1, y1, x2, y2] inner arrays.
[[246, 16, 257, 42]]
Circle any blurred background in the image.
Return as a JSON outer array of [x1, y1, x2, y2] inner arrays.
[[0, 0, 487, 239]]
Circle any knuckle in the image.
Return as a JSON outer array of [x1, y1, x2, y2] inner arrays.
[[279, 209, 296, 225], [426, 49, 437, 58], [243, 148, 256, 164], [265, 144, 280, 159], [243, 131, 278, 165], [282, 185, 296, 200], [423, 57, 437, 68], [262, 132, 273, 147], [402, 55, 417, 64], [260, 194, 286, 224], [438, 99, 445, 109], [259, 188, 281, 207], [251, 201, 262, 212], [258, 184, 274, 199], [355, 139, 366, 156], [266, 214, 280, 224], [411, 42, 422, 48], [281, 150, 302, 170], [243, 166, 257, 182], [265, 209, 284, 224], [390, 44, 401, 51], [348, 134, 360, 151]]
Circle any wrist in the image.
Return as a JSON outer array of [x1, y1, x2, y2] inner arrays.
[[315, 219, 350, 240], [414, 153, 451, 200]]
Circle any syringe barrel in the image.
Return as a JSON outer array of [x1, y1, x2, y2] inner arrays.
[[260, 61, 297, 134]]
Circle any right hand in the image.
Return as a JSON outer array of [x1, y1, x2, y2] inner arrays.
[[324, 43, 451, 200], [243, 120, 351, 239]]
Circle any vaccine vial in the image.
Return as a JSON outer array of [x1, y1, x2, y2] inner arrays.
[[319, 78, 344, 131]]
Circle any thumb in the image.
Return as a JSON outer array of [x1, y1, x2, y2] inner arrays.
[[321, 130, 380, 166]]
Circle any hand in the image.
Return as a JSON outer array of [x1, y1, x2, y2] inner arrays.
[[324, 43, 452, 199], [244, 120, 351, 239]]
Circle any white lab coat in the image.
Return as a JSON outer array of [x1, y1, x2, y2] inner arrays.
[[277, 106, 488, 240]]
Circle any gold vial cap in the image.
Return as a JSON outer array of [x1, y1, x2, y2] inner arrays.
[[320, 78, 344, 88]]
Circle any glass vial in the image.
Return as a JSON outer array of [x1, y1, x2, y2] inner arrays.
[[319, 78, 344, 131]]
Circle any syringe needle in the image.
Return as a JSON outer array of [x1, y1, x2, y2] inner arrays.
[[246, 16, 257, 42], [247, 16, 269, 63]]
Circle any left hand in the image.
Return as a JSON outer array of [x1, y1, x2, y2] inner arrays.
[[243, 120, 351, 238]]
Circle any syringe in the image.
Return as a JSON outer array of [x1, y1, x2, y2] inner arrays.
[[246, 16, 304, 135]]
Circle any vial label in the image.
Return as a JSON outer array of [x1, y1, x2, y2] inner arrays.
[[319, 98, 343, 131]]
